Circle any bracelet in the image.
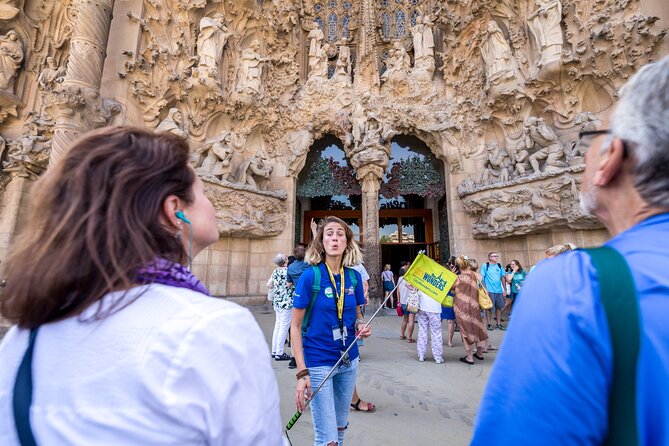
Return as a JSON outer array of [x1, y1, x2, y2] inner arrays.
[[296, 369, 310, 380]]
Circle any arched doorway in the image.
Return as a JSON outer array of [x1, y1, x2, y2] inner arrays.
[[379, 135, 445, 275], [296, 134, 362, 242]]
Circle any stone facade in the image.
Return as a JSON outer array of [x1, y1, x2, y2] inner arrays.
[[0, 0, 666, 302]]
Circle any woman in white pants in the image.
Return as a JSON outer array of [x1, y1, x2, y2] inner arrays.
[[415, 286, 444, 364], [268, 253, 293, 360]]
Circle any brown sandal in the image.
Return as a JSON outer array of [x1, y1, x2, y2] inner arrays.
[[400, 335, 407, 340], [350, 398, 376, 413], [407, 338, 415, 343]]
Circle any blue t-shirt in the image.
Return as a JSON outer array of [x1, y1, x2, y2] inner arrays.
[[286, 259, 310, 285], [472, 212, 669, 445], [480, 262, 504, 294], [293, 263, 365, 368]]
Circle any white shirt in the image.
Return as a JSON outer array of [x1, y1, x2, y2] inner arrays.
[[418, 289, 442, 313], [0, 284, 286, 446]]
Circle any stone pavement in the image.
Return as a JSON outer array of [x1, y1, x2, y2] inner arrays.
[[252, 305, 507, 446]]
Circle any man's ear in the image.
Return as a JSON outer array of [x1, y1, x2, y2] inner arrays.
[[162, 194, 183, 230], [593, 137, 626, 187]]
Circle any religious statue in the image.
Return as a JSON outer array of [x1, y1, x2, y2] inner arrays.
[[332, 37, 352, 83], [196, 13, 232, 69], [381, 42, 410, 87], [194, 132, 236, 181], [351, 93, 371, 147], [527, 0, 564, 68], [411, 15, 435, 82], [0, 30, 24, 93], [480, 21, 518, 90], [286, 125, 314, 175], [236, 41, 269, 95], [235, 151, 273, 191], [567, 112, 600, 160], [524, 117, 567, 174], [37, 57, 66, 91], [156, 108, 188, 138], [307, 21, 328, 80], [478, 143, 512, 185]]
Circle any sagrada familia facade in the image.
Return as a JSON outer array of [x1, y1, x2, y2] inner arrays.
[[0, 0, 666, 300]]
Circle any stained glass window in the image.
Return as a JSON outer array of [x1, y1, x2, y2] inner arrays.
[[328, 12, 338, 42], [381, 12, 391, 39], [410, 9, 420, 26], [342, 15, 350, 38], [395, 10, 406, 37], [315, 16, 324, 29], [314, 3, 323, 12], [328, 0, 336, 7], [343, 1, 352, 9], [380, 0, 389, 7]]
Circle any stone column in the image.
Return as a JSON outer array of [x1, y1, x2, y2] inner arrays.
[[358, 166, 383, 302], [48, 0, 115, 167]]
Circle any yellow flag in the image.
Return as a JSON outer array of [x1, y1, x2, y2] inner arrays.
[[403, 253, 458, 306]]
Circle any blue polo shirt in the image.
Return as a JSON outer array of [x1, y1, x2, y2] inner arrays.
[[293, 263, 365, 368], [480, 262, 504, 293], [472, 213, 669, 445]]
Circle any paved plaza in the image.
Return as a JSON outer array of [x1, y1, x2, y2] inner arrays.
[[252, 304, 506, 446]]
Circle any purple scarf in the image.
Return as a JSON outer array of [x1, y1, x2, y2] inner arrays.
[[135, 257, 210, 296]]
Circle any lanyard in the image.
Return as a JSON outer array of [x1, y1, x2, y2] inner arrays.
[[325, 263, 346, 345]]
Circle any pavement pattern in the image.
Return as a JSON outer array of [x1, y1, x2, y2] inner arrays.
[[253, 304, 507, 446]]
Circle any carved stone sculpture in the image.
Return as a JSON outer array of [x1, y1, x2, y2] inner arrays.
[[155, 108, 188, 138], [38, 57, 66, 91], [381, 42, 410, 91], [524, 117, 567, 174], [351, 93, 371, 147], [480, 21, 518, 90], [307, 21, 328, 81], [0, 30, 23, 93], [196, 13, 232, 69], [332, 38, 352, 83], [567, 112, 600, 161], [194, 132, 237, 181], [527, 0, 564, 69], [411, 15, 435, 82], [235, 151, 273, 191], [478, 142, 512, 185], [236, 41, 268, 95]]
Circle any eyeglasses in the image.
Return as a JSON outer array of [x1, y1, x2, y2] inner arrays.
[[578, 129, 628, 158]]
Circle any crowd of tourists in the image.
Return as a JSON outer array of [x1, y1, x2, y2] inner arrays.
[[1, 55, 668, 446]]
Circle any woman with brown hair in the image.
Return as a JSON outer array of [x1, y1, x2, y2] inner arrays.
[[0, 127, 283, 445], [291, 216, 372, 446], [452, 255, 490, 365]]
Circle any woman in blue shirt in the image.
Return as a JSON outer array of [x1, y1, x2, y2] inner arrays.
[[291, 216, 372, 446], [504, 259, 526, 318]]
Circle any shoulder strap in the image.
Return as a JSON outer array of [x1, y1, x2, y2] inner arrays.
[[301, 265, 321, 336], [582, 246, 640, 446], [346, 267, 357, 290], [13, 328, 39, 446]]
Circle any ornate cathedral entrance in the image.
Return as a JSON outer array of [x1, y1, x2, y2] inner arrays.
[[297, 134, 445, 288]]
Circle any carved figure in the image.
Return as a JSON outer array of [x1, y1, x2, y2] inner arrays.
[[286, 125, 314, 175], [38, 57, 66, 91], [479, 143, 511, 185], [512, 204, 534, 221], [568, 112, 600, 160], [351, 93, 371, 147], [411, 15, 435, 81], [156, 108, 188, 138], [332, 37, 351, 83], [508, 139, 530, 176], [236, 41, 268, 95], [524, 117, 567, 174], [236, 151, 273, 190], [480, 21, 517, 89], [527, 0, 564, 68], [381, 42, 410, 87], [195, 133, 236, 181], [196, 13, 232, 69], [308, 22, 328, 80], [0, 30, 23, 92]]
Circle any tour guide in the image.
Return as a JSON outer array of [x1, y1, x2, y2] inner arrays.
[[290, 216, 372, 446]]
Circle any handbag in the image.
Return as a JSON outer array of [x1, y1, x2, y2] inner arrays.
[[478, 280, 493, 310], [396, 304, 403, 317], [406, 291, 419, 314]]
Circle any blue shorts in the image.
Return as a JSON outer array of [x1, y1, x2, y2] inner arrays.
[[489, 293, 505, 309], [383, 281, 394, 292], [401, 304, 417, 315], [510, 292, 519, 300]]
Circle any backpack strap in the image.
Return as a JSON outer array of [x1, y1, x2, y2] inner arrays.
[[301, 265, 321, 336], [346, 267, 358, 292], [582, 246, 640, 446], [13, 328, 39, 446]]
